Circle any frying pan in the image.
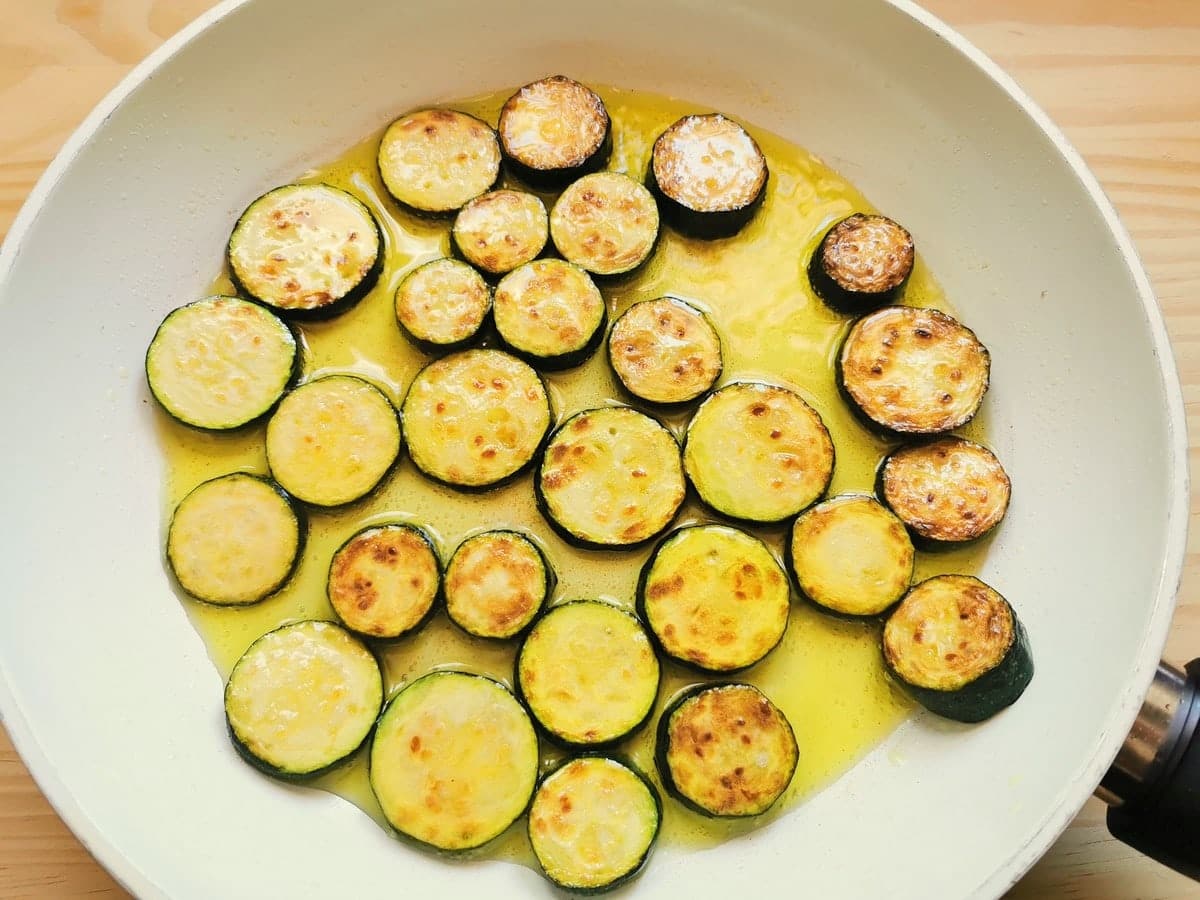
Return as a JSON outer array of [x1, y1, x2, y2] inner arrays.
[[0, 0, 1195, 896]]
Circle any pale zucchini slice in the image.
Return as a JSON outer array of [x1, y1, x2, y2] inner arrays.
[[452, 190, 548, 275], [549, 172, 659, 276], [327, 524, 440, 639], [377, 109, 501, 214], [494, 259, 606, 370], [607, 297, 722, 405], [394, 258, 491, 351], [444, 530, 552, 639]]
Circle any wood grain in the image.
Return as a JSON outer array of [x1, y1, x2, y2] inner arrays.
[[1, 1, 1197, 897]]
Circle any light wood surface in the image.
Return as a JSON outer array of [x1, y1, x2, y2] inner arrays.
[[1, 1, 1198, 897]]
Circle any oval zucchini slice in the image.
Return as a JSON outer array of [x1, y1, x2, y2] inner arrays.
[[639, 525, 789, 672], [494, 259, 606, 370], [549, 172, 660, 277], [444, 530, 552, 640], [498, 75, 611, 187], [838, 305, 990, 435], [789, 494, 914, 617], [370, 671, 539, 851], [167, 473, 303, 606], [683, 382, 834, 523], [265, 375, 401, 507], [402, 349, 552, 489], [607, 297, 722, 405], [529, 756, 660, 893], [227, 183, 381, 318], [809, 214, 915, 311], [882, 575, 1033, 723], [537, 406, 685, 549], [394, 258, 492, 352], [225, 620, 382, 778], [377, 109, 501, 215], [452, 189, 548, 276], [327, 524, 440, 639], [517, 600, 660, 747], [657, 683, 798, 818]]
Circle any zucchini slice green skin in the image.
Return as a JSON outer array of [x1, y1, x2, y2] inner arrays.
[[369, 671, 540, 851], [656, 683, 798, 818], [451, 189, 549, 276], [498, 76, 612, 189], [882, 575, 1033, 723], [607, 297, 722, 407], [377, 109, 501, 216], [227, 183, 383, 320], [516, 600, 661, 748], [444, 530, 553, 640], [549, 172, 660, 278], [638, 525, 790, 672], [327, 524, 441, 640], [528, 755, 661, 894], [394, 258, 492, 353], [809, 214, 915, 312], [493, 259, 607, 371], [225, 620, 383, 780]]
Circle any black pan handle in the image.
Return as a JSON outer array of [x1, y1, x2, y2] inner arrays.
[[1100, 658, 1200, 878]]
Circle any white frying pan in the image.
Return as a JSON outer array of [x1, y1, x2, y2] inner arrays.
[[0, 1, 1194, 896]]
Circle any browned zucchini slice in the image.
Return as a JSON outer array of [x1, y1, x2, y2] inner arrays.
[[809, 214, 915, 311], [498, 76, 611, 187], [327, 524, 440, 639], [607, 297, 722, 405], [394, 258, 491, 352], [549, 172, 660, 276], [451, 189, 548, 275], [493, 259, 606, 370], [444, 530, 552, 639]]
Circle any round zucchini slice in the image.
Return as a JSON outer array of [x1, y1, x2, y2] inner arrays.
[[882, 575, 1033, 723], [789, 494, 914, 617], [838, 305, 991, 435], [537, 406, 685, 549], [227, 183, 381, 318], [657, 683, 798, 818], [265, 375, 401, 508], [145, 296, 297, 430], [549, 172, 660, 277], [225, 620, 383, 779], [452, 189, 548, 276], [444, 530, 552, 640], [402, 349, 552, 489], [327, 524, 440, 639], [493, 259, 606, 370], [639, 525, 790, 672], [648, 113, 768, 239], [809, 214, 915, 311], [878, 437, 1012, 548], [517, 601, 660, 747], [377, 109, 501, 215], [607, 297, 722, 405], [370, 671, 539, 851], [529, 756, 661, 893], [498, 75, 611, 187], [166, 473, 302, 606], [394, 258, 491, 352], [683, 382, 834, 523]]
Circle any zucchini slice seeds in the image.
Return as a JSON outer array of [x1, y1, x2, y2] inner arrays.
[[146, 296, 296, 430], [394, 258, 491, 351], [265, 375, 401, 507], [494, 259, 606, 370], [327, 524, 440, 639], [452, 189, 548, 275], [167, 473, 302, 606], [225, 620, 382, 778], [378, 109, 500, 214], [370, 671, 539, 851], [549, 172, 660, 276], [444, 531, 551, 639], [640, 525, 790, 672], [809, 214, 915, 311], [499, 76, 611, 185], [607, 297, 722, 405], [227, 183, 380, 317], [517, 601, 660, 747]]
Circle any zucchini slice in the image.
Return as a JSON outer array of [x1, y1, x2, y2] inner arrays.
[[878, 437, 1012, 548], [537, 406, 685, 549], [327, 524, 440, 640], [401, 349, 552, 489], [498, 75, 611, 187], [607, 297, 722, 405], [517, 600, 660, 747], [370, 671, 539, 851], [145, 296, 297, 430], [444, 530, 552, 640], [493, 259, 606, 370], [225, 620, 382, 778], [394, 258, 492, 352], [656, 683, 798, 818], [166, 473, 303, 606], [788, 494, 914, 617], [265, 375, 401, 507], [838, 305, 990, 435], [648, 113, 767, 239], [549, 172, 660, 277], [639, 525, 790, 672], [378, 109, 500, 215], [683, 382, 834, 523], [452, 189, 548, 276], [809, 214, 915, 311], [528, 756, 660, 893], [882, 575, 1033, 723], [227, 183, 381, 318]]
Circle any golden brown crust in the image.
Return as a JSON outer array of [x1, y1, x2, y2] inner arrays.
[[499, 76, 609, 171], [608, 298, 722, 404], [651, 114, 766, 213], [818, 214, 914, 295], [328, 525, 439, 638]]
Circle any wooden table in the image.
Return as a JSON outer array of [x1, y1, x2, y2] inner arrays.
[[1, 1, 1198, 896]]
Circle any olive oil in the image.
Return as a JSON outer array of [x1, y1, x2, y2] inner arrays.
[[154, 85, 989, 864]]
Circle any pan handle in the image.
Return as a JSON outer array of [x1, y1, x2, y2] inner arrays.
[[1099, 658, 1200, 878]]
